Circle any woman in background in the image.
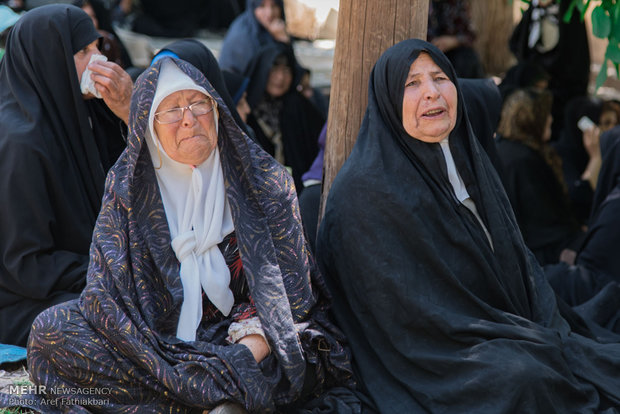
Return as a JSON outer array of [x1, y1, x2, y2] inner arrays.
[[554, 97, 620, 224], [0, 4, 131, 346], [545, 126, 620, 333], [496, 88, 583, 265], [219, 0, 290, 75], [245, 43, 323, 192]]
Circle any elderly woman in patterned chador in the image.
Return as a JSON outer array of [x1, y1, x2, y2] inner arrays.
[[27, 57, 357, 413]]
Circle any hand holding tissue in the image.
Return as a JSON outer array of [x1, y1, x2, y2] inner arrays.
[[80, 54, 108, 98]]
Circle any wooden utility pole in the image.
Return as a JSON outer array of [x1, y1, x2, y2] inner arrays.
[[321, 0, 429, 215]]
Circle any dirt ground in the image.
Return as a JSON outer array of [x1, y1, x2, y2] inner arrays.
[[0, 363, 33, 414], [0, 362, 31, 395]]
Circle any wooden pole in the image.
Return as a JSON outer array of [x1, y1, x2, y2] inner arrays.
[[320, 0, 429, 216]]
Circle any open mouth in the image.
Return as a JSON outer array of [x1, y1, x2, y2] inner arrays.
[[422, 109, 445, 117]]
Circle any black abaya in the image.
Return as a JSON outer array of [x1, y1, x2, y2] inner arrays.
[[0, 4, 126, 346], [553, 96, 603, 224], [545, 126, 620, 332], [245, 44, 323, 192], [316, 39, 620, 413], [578, 127, 620, 278], [496, 138, 582, 265]]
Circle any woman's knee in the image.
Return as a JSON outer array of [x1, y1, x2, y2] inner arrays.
[[28, 300, 83, 378]]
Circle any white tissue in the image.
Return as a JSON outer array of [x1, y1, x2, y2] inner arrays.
[[80, 54, 108, 99]]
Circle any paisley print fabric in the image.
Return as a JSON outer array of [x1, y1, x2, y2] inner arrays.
[[20, 58, 356, 413]]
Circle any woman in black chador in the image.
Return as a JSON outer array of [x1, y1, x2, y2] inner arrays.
[[545, 126, 620, 333], [317, 38, 620, 413], [245, 43, 324, 192], [496, 88, 583, 265], [0, 4, 132, 346]]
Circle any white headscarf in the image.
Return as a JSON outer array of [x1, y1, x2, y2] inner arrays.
[[146, 60, 235, 342]]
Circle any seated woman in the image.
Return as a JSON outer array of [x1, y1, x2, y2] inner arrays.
[[219, 0, 290, 75], [0, 4, 132, 347], [25, 57, 357, 412], [495, 88, 583, 265], [545, 126, 620, 332], [555, 96, 620, 224], [578, 126, 620, 283], [316, 39, 620, 413], [245, 43, 324, 192]]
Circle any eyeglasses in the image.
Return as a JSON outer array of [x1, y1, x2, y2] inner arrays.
[[154, 98, 217, 124]]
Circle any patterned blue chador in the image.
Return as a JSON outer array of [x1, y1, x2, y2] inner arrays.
[[24, 58, 357, 413]]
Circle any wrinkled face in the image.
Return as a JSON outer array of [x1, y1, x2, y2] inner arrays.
[[254, 0, 282, 27], [599, 110, 618, 132], [153, 89, 218, 165], [74, 39, 100, 84], [266, 62, 293, 98], [402, 52, 458, 143]]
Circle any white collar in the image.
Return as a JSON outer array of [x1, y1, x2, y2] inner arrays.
[[439, 139, 470, 203]]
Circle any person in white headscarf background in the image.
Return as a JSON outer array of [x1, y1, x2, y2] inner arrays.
[[19, 57, 359, 413]]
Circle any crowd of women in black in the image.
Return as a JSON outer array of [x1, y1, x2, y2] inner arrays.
[[0, 0, 619, 412]]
